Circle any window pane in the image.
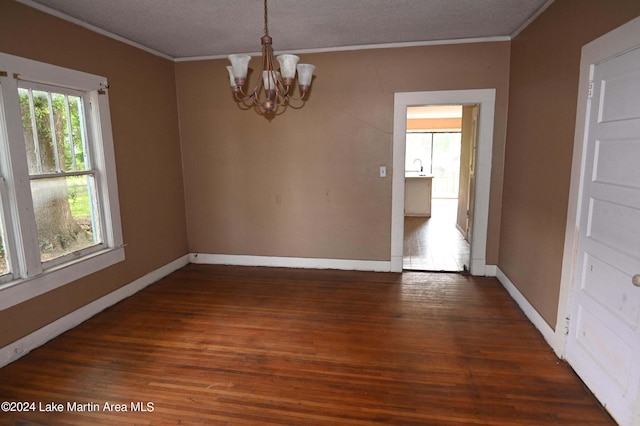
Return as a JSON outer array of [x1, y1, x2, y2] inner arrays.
[[405, 133, 432, 173], [68, 96, 87, 171], [18, 88, 39, 174], [432, 133, 462, 198], [51, 93, 71, 172], [33, 90, 56, 174], [31, 175, 102, 262]]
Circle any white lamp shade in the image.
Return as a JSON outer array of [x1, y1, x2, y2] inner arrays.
[[262, 70, 280, 91], [296, 64, 316, 87], [226, 66, 237, 88], [228, 54, 251, 79], [276, 54, 300, 79]]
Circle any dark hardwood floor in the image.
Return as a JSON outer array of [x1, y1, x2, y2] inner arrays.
[[0, 264, 614, 425]]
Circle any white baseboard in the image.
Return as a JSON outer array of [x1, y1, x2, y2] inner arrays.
[[485, 264, 497, 276], [390, 255, 403, 273], [496, 267, 561, 356], [190, 253, 392, 272], [470, 259, 495, 276], [0, 254, 190, 368]]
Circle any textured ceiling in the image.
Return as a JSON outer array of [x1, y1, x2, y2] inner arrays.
[[21, 0, 552, 60]]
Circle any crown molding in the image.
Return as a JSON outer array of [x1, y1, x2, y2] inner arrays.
[[175, 36, 511, 62]]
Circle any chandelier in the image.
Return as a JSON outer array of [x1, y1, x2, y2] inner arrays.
[[226, 0, 316, 116]]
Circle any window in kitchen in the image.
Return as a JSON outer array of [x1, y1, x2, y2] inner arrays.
[[406, 132, 462, 198]]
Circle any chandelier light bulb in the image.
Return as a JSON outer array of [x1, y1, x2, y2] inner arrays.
[[277, 54, 300, 83], [296, 64, 316, 89], [262, 70, 280, 91], [226, 66, 237, 90], [228, 54, 251, 84]]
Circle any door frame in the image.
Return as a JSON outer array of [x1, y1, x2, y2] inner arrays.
[[391, 89, 496, 274], [557, 16, 640, 358]]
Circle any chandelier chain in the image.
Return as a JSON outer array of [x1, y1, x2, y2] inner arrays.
[[263, 0, 269, 36]]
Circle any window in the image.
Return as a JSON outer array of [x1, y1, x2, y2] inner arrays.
[[0, 52, 124, 309], [405, 133, 433, 173], [406, 132, 462, 198]]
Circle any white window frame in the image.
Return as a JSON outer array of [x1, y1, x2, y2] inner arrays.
[[0, 52, 124, 310]]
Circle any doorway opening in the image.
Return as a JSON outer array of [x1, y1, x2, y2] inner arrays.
[[402, 105, 476, 272], [391, 89, 496, 275]]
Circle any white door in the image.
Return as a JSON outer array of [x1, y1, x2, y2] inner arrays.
[[565, 45, 640, 426]]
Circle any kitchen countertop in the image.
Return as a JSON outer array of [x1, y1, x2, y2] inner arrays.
[[405, 173, 434, 178]]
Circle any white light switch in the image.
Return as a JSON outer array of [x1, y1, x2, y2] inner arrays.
[[379, 166, 387, 178]]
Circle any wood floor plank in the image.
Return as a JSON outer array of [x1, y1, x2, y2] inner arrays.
[[0, 264, 614, 425]]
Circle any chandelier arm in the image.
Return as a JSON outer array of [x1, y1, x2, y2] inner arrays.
[[259, 98, 287, 116], [241, 97, 258, 109], [233, 87, 258, 104], [235, 101, 254, 111], [255, 90, 288, 114], [272, 104, 288, 116], [272, 92, 288, 110], [275, 79, 291, 97], [242, 80, 308, 113], [284, 91, 309, 102], [284, 97, 307, 109]]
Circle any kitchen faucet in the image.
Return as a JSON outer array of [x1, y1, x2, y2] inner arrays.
[[413, 158, 423, 172]]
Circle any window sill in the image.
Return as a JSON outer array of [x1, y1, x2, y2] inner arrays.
[[0, 246, 125, 310]]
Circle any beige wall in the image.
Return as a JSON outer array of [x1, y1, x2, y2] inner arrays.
[[0, 1, 188, 346], [176, 42, 510, 263], [500, 0, 640, 328]]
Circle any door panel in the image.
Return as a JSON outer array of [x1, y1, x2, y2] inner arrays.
[[566, 46, 640, 425], [575, 304, 633, 388], [582, 253, 640, 328], [588, 198, 640, 257], [594, 138, 640, 188], [599, 69, 640, 122]]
